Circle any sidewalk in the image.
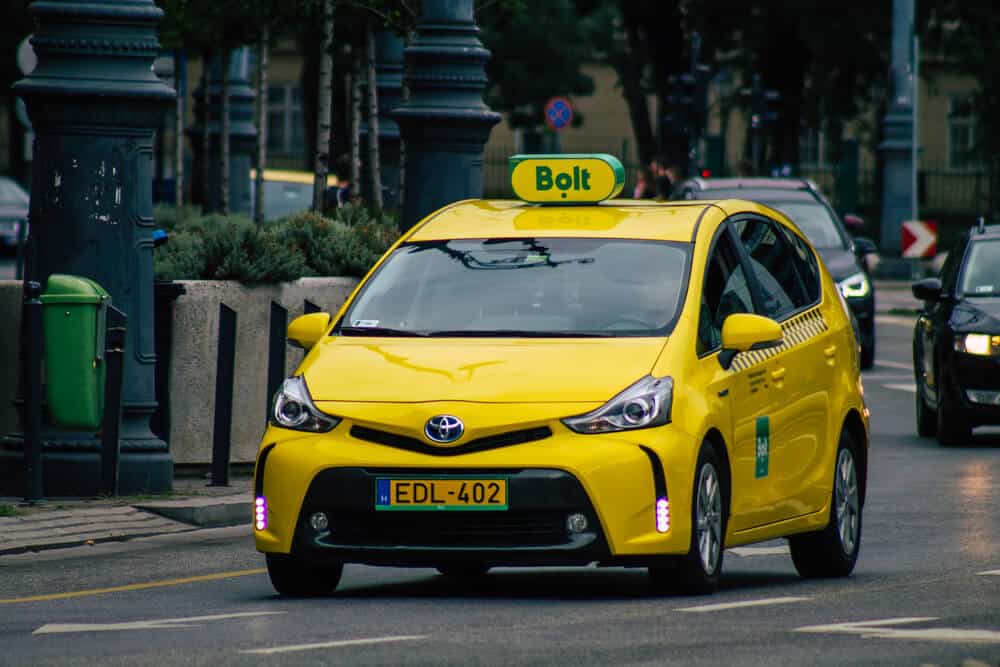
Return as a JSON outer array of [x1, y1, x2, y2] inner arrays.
[[0, 475, 252, 556]]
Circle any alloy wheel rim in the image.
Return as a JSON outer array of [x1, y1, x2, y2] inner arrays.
[[835, 448, 860, 556], [695, 462, 722, 574]]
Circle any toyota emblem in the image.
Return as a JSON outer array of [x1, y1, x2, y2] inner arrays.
[[424, 415, 465, 444]]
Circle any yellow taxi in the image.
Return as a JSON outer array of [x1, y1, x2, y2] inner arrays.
[[254, 154, 869, 596]]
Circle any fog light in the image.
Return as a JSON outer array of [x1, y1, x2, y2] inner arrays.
[[566, 513, 589, 534], [309, 511, 329, 533], [655, 497, 670, 533], [254, 496, 268, 531]]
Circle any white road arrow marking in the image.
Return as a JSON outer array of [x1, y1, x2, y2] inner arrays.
[[978, 569, 1000, 576], [241, 635, 428, 655], [677, 596, 809, 613], [729, 545, 790, 557], [796, 617, 1000, 644], [883, 383, 917, 393], [873, 359, 912, 370], [33, 611, 283, 634]]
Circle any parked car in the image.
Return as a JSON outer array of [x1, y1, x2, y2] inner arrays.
[[254, 154, 868, 597], [912, 220, 1000, 445], [672, 178, 878, 368], [249, 169, 338, 221], [0, 176, 29, 251]]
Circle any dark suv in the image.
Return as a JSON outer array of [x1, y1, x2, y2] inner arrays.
[[912, 221, 1000, 445], [672, 178, 877, 368]]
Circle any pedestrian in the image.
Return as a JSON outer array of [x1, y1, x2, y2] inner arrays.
[[633, 167, 656, 199]]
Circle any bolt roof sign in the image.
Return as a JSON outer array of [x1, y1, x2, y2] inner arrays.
[[544, 97, 573, 132]]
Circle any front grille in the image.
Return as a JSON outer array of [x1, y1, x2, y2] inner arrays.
[[322, 510, 570, 548], [350, 425, 552, 456]]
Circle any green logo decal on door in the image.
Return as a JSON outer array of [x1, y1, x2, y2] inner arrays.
[[755, 416, 770, 478]]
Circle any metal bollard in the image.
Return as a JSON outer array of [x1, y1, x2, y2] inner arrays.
[[266, 301, 287, 421], [210, 303, 237, 486], [100, 306, 127, 496], [21, 281, 43, 503]]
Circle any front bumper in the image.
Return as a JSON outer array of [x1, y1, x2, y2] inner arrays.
[[949, 351, 1000, 424], [254, 423, 699, 565]]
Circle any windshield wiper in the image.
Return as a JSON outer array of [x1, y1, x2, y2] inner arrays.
[[427, 329, 613, 338], [337, 326, 426, 337]]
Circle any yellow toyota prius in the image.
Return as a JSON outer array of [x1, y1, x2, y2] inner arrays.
[[254, 154, 869, 596]]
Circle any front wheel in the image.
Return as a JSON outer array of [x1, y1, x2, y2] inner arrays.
[[915, 378, 937, 437], [266, 554, 343, 597], [936, 373, 972, 446], [789, 432, 862, 578], [650, 442, 727, 595]]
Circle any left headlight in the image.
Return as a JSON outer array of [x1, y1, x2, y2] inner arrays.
[[562, 375, 673, 434], [270, 376, 340, 432], [838, 272, 871, 298], [954, 333, 1000, 356]]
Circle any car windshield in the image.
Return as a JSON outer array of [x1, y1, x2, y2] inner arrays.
[[960, 239, 1000, 296], [338, 237, 691, 337], [0, 178, 29, 206]]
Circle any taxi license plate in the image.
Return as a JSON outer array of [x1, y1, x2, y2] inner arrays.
[[375, 478, 508, 511]]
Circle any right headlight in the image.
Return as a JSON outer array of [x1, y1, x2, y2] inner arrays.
[[562, 375, 673, 434], [837, 272, 871, 298], [954, 333, 1000, 356], [270, 376, 340, 432]]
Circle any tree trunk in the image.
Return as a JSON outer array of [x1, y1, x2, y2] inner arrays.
[[255, 27, 270, 224], [174, 50, 185, 206], [398, 30, 413, 212], [350, 45, 362, 203], [220, 52, 231, 215], [312, 0, 334, 212], [620, 19, 655, 167], [200, 51, 212, 210], [365, 19, 383, 209]]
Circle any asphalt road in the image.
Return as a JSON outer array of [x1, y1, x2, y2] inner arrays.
[[1, 315, 997, 667]]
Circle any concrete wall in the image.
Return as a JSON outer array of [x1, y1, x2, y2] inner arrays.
[[0, 277, 358, 468]]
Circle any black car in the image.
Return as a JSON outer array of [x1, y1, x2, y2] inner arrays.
[[673, 178, 878, 367], [912, 221, 1000, 445]]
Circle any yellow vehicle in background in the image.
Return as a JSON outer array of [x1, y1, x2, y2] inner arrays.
[[253, 154, 869, 596]]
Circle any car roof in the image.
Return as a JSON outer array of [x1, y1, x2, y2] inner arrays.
[[971, 223, 1000, 240], [407, 199, 717, 243], [685, 189, 820, 204], [682, 177, 815, 191]]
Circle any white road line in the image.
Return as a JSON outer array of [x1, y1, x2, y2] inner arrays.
[[34, 611, 284, 634], [978, 569, 1000, 576], [883, 383, 917, 393], [241, 635, 428, 655], [676, 596, 809, 613], [796, 617, 1000, 644], [875, 315, 917, 327], [873, 359, 912, 370], [728, 545, 790, 557]]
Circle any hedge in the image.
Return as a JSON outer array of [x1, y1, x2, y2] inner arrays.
[[153, 205, 400, 283]]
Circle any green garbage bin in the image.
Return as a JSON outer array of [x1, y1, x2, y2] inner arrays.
[[40, 274, 110, 430]]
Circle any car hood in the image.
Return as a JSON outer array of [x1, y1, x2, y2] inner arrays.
[[952, 297, 1000, 332], [816, 247, 863, 282], [300, 336, 667, 403]]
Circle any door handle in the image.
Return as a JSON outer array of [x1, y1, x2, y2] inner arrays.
[[770, 367, 787, 381], [824, 344, 837, 358]]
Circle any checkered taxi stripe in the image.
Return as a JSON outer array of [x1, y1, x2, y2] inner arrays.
[[729, 307, 828, 372]]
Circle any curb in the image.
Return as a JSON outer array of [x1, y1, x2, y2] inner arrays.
[[134, 496, 251, 529]]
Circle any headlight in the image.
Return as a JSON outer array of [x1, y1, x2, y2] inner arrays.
[[270, 376, 340, 432], [562, 376, 673, 434], [954, 333, 1000, 356], [838, 272, 871, 298]]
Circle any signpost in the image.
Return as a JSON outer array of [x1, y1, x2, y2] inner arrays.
[[901, 220, 937, 258], [544, 97, 573, 132]]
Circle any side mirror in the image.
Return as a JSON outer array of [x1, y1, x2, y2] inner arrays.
[[911, 277, 943, 302], [843, 213, 866, 231], [719, 313, 784, 370], [853, 236, 878, 257], [287, 312, 331, 350]]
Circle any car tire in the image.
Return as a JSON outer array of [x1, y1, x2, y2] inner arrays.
[[915, 378, 937, 438], [788, 430, 862, 578], [650, 441, 727, 595], [266, 553, 343, 597], [436, 563, 491, 578], [936, 374, 972, 446]]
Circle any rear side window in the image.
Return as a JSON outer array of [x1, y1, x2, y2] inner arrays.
[[735, 217, 814, 320], [781, 227, 821, 304]]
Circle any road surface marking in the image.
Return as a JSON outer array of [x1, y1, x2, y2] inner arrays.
[[875, 315, 917, 327], [728, 545, 790, 557], [34, 611, 283, 634], [883, 383, 917, 393], [241, 635, 428, 655], [873, 359, 912, 370], [0, 568, 266, 604], [796, 617, 1000, 644], [978, 569, 1000, 576], [676, 596, 809, 613]]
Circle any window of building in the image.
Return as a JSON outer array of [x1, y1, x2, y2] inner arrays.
[[267, 83, 305, 157], [947, 95, 983, 172]]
